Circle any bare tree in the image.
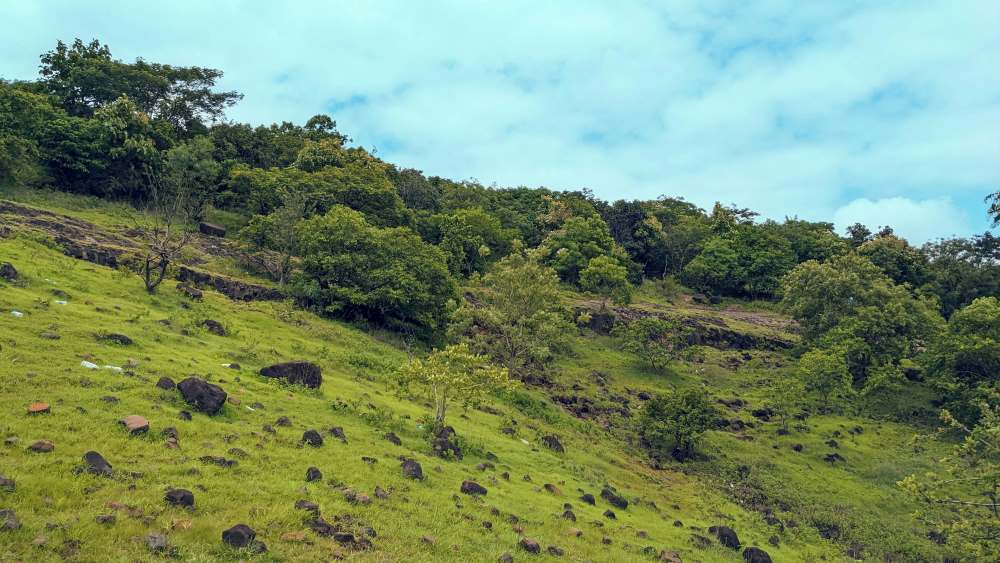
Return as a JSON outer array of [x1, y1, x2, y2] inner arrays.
[[131, 171, 191, 293]]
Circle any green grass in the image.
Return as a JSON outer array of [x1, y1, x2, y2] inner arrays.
[[0, 192, 960, 561]]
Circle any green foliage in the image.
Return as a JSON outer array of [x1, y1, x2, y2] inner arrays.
[[679, 236, 741, 295], [293, 205, 456, 338], [161, 136, 220, 221], [579, 255, 632, 308], [612, 316, 684, 372], [428, 209, 515, 277], [797, 348, 853, 411], [921, 234, 1000, 317], [924, 297, 1000, 423], [238, 190, 309, 284], [449, 248, 573, 377], [900, 398, 1000, 560], [858, 235, 929, 287], [540, 215, 634, 285], [638, 388, 717, 461], [395, 343, 516, 427]]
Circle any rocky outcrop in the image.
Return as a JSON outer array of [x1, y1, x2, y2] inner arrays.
[[177, 266, 284, 302]]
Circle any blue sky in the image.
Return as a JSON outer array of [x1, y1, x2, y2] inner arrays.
[[2, 1, 998, 242]]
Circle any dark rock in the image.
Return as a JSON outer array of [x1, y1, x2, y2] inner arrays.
[[179, 410, 192, 421], [96, 513, 116, 525], [401, 459, 424, 480], [562, 510, 576, 521], [302, 430, 323, 447], [541, 435, 565, 453], [498, 552, 514, 563], [156, 377, 176, 390], [580, 493, 595, 505], [98, 332, 133, 345], [275, 416, 292, 427], [0, 509, 19, 531], [0, 475, 13, 492], [0, 262, 17, 282], [792, 444, 803, 452], [198, 222, 227, 238], [601, 486, 628, 509], [547, 545, 564, 556], [227, 447, 248, 459], [460, 480, 487, 495], [385, 432, 402, 446], [146, 532, 168, 552], [202, 319, 227, 336], [83, 451, 112, 476], [306, 466, 323, 482], [603, 509, 616, 519], [262, 424, 275, 433], [177, 266, 284, 302], [329, 427, 347, 442], [361, 456, 377, 465], [374, 486, 389, 499], [199, 455, 237, 468], [165, 488, 194, 508], [709, 525, 741, 549], [751, 407, 773, 421], [824, 452, 846, 464], [743, 546, 772, 563], [432, 426, 462, 459], [177, 283, 203, 300], [520, 538, 541, 553], [260, 361, 322, 388], [294, 499, 320, 514], [177, 377, 227, 415], [222, 524, 255, 548]]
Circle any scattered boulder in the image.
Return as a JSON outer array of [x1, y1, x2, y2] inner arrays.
[[460, 480, 487, 495], [385, 432, 402, 446], [201, 319, 227, 336], [27, 402, 50, 415], [709, 525, 741, 550], [306, 467, 323, 482], [198, 222, 227, 238], [0, 509, 20, 531], [29, 440, 54, 453], [659, 550, 682, 563], [0, 262, 17, 282], [562, 510, 576, 521], [294, 499, 320, 514], [329, 427, 347, 442], [83, 451, 112, 476], [401, 459, 424, 480], [547, 545, 565, 556], [541, 435, 564, 453], [302, 430, 324, 447], [603, 509, 616, 520], [260, 361, 322, 388], [544, 483, 562, 496], [99, 333, 133, 345], [432, 426, 462, 459], [275, 416, 292, 427], [96, 514, 116, 525], [520, 538, 541, 554], [601, 486, 628, 509], [0, 475, 14, 492], [743, 546, 773, 563], [156, 377, 176, 390], [165, 488, 194, 508], [580, 493, 596, 505], [824, 452, 846, 464], [498, 552, 514, 563], [120, 415, 149, 435], [146, 532, 168, 553], [179, 411, 192, 421], [791, 444, 803, 452], [222, 524, 255, 548], [177, 377, 227, 415]]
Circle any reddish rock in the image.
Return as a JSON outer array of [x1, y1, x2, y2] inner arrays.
[[120, 415, 149, 435], [27, 402, 50, 415]]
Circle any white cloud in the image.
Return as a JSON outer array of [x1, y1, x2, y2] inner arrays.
[[832, 197, 972, 243], [0, 0, 998, 234]]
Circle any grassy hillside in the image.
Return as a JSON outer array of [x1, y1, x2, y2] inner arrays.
[[0, 191, 956, 561]]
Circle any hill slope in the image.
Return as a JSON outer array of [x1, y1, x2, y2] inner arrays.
[[0, 193, 953, 562]]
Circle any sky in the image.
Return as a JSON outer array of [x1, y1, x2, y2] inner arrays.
[[1, 1, 998, 242]]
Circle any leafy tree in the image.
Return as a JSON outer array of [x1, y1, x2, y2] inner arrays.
[[39, 39, 241, 134], [434, 209, 515, 277], [775, 219, 848, 263], [798, 348, 853, 412], [638, 388, 717, 461], [612, 317, 685, 372], [769, 374, 806, 433], [658, 213, 712, 275], [924, 297, 1000, 423], [449, 249, 573, 378], [161, 136, 220, 221], [846, 222, 873, 247], [679, 237, 741, 296], [899, 398, 1000, 559], [579, 255, 632, 309], [858, 234, 929, 287], [395, 343, 516, 429], [0, 82, 59, 185], [734, 225, 797, 298], [293, 206, 455, 338], [387, 166, 441, 211], [921, 234, 1000, 317], [239, 190, 310, 284], [539, 215, 635, 285], [708, 202, 757, 236]]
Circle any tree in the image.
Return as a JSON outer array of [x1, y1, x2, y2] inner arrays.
[[797, 348, 853, 412], [239, 190, 310, 284], [921, 234, 1000, 317], [924, 297, 1000, 424], [846, 223, 873, 247], [733, 225, 797, 299], [434, 209, 515, 277], [130, 176, 191, 293], [293, 206, 455, 338], [899, 397, 1000, 560], [579, 255, 632, 309], [161, 136, 220, 221], [858, 234, 929, 287], [449, 249, 573, 378], [612, 317, 684, 372], [39, 38, 241, 134], [679, 237, 741, 296], [395, 343, 516, 429], [539, 215, 634, 284], [638, 388, 717, 461]]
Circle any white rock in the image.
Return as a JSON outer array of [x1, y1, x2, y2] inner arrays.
[[103, 365, 123, 372], [10, 311, 23, 318], [80, 361, 99, 369]]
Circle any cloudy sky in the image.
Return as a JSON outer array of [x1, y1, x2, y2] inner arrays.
[[2, 1, 998, 242]]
